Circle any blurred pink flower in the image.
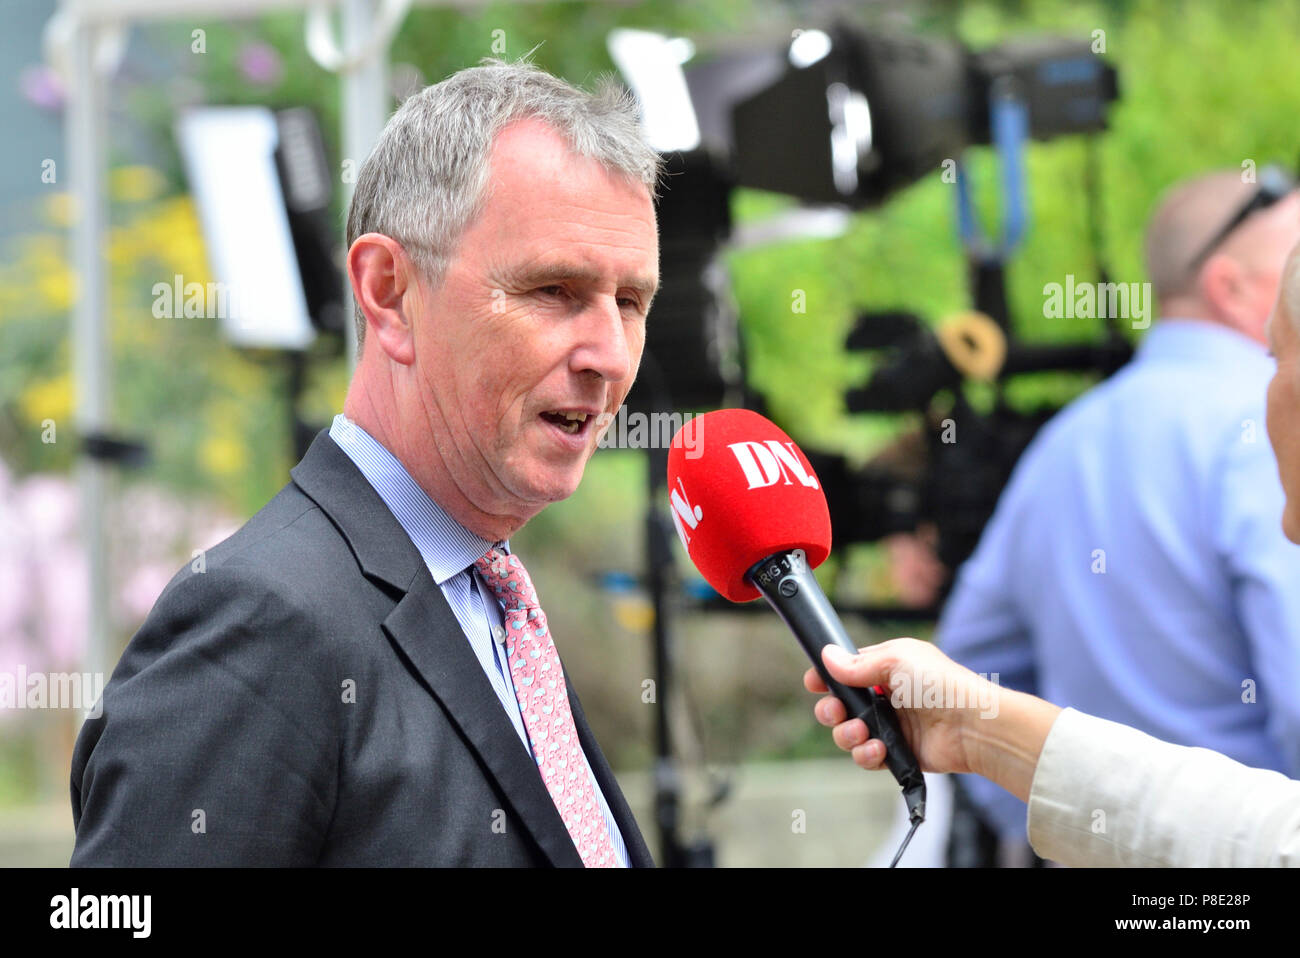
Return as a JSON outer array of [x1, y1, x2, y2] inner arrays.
[[32, 541, 87, 671], [120, 563, 177, 622], [0, 454, 238, 686], [0, 460, 31, 667], [238, 42, 283, 87], [19, 64, 64, 111], [18, 475, 79, 542]]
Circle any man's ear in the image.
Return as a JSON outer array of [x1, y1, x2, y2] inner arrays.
[[1197, 253, 1250, 331], [348, 233, 419, 365]]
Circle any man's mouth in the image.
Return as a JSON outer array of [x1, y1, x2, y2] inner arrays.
[[540, 409, 592, 436]]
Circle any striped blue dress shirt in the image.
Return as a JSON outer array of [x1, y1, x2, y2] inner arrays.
[[329, 413, 629, 866]]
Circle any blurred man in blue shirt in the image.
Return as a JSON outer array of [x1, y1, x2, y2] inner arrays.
[[939, 168, 1300, 857]]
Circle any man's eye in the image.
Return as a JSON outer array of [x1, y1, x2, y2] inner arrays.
[[618, 296, 644, 313], [536, 285, 568, 299]]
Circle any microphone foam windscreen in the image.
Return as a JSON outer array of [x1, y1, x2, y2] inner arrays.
[[667, 409, 831, 602]]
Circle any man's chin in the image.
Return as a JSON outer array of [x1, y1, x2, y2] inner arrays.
[[516, 468, 588, 507], [508, 434, 600, 504]]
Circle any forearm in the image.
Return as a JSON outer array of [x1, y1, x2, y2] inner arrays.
[[1025, 708, 1300, 867], [962, 686, 1063, 802]]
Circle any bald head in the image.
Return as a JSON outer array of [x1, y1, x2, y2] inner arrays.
[[1145, 169, 1300, 344], [1145, 169, 1256, 303]]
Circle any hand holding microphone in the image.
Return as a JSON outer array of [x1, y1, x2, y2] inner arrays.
[[806, 639, 1006, 780], [667, 409, 928, 861], [806, 636, 1066, 817]]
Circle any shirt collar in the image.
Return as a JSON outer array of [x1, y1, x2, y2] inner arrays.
[[328, 414, 503, 584], [1137, 318, 1272, 373]]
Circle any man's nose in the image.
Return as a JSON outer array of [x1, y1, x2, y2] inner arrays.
[[571, 296, 633, 383]]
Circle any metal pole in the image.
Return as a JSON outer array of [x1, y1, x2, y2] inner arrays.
[[67, 17, 112, 688], [339, 0, 391, 370]]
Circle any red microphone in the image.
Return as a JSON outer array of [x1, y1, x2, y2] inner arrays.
[[668, 409, 927, 846], [666, 408, 830, 602]]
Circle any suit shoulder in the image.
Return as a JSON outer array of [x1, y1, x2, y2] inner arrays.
[[133, 484, 372, 672], [162, 484, 358, 609]]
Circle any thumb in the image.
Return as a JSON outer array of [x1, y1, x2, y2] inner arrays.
[[822, 644, 888, 689]]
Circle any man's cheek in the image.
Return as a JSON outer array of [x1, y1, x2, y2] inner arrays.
[[626, 331, 647, 380]]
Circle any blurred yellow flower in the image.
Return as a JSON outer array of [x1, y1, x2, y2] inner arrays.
[[110, 166, 167, 204], [612, 595, 654, 632], [19, 371, 73, 426], [0, 236, 76, 314], [199, 433, 247, 478], [148, 197, 208, 280], [36, 261, 75, 312]]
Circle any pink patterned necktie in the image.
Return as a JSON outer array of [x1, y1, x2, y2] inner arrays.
[[473, 547, 619, 867]]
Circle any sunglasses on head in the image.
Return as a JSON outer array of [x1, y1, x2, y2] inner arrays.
[[1186, 165, 1297, 273]]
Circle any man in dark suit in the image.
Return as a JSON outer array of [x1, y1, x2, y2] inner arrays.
[[70, 60, 660, 866]]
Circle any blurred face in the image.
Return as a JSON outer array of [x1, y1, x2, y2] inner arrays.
[[1266, 298, 1300, 543], [409, 118, 658, 530]]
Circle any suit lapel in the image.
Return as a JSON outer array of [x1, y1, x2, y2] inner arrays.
[[291, 430, 584, 867], [383, 576, 585, 866], [566, 676, 657, 867]]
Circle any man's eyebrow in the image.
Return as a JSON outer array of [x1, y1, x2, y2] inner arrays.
[[512, 263, 660, 298]]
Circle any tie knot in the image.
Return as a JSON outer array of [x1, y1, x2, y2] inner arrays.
[[473, 547, 539, 611]]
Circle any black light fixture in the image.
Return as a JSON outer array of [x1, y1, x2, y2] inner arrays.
[[730, 26, 971, 207], [725, 25, 1117, 209], [608, 29, 744, 414]]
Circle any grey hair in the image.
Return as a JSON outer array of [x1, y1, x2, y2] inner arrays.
[[345, 58, 662, 348]]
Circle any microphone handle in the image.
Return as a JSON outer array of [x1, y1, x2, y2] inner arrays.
[[748, 550, 927, 823]]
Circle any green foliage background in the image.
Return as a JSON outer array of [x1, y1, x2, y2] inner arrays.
[[8, 0, 1300, 503]]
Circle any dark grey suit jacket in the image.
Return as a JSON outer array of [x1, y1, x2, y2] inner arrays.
[[70, 430, 654, 867]]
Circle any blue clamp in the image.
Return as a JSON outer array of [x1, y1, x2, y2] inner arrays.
[[955, 83, 1029, 260]]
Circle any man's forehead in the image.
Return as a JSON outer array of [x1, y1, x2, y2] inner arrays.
[[491, 116, 569, 159], [488, 118, 651, 200], [475, 126, 657, 281]]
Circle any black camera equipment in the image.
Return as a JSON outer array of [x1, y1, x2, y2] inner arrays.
[[611, 21, 1126, 867], [819, 305, 1132, 579]]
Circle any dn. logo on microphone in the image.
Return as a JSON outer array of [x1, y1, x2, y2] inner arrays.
[[669, 477, 703, 549], [728, 441, 820, 490]]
